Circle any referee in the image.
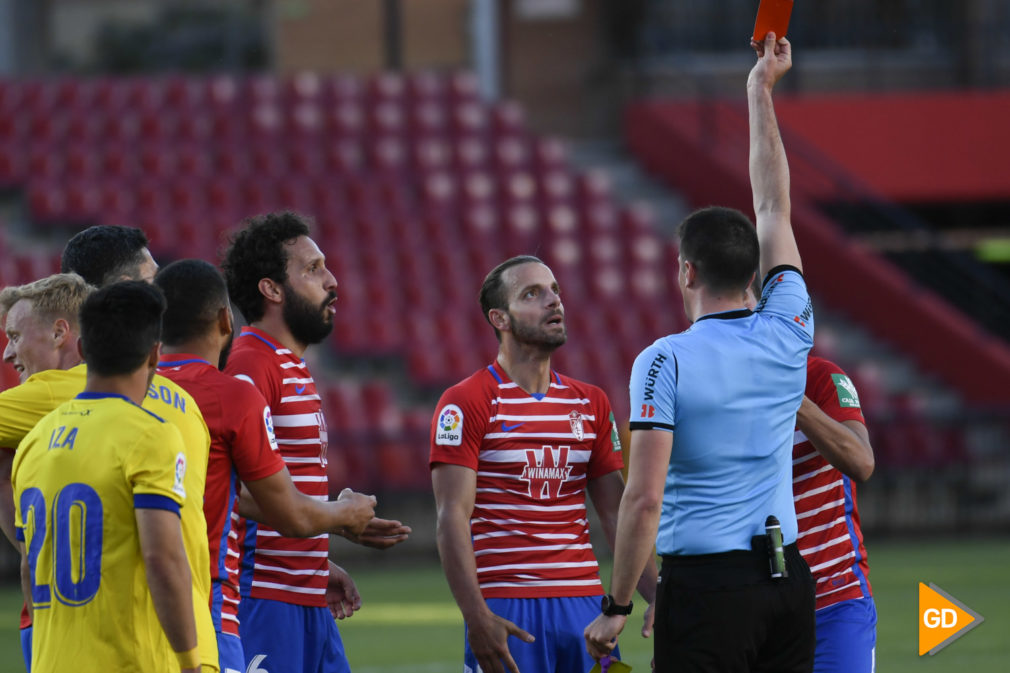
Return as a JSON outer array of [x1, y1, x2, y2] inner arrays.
[[585, 33, 815, 672]]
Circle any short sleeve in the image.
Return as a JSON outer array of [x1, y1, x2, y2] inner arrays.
[[755, 267, 815, 347], [629, 343, 678, 432], [0, 379, 56, 449], [430, 383, 488, 472], [124, 421, 187, 513], [586, 390, 624, 480], [808, 359, 865, 426], [225, 349, 281, 408], [230, 382, 286, 482]]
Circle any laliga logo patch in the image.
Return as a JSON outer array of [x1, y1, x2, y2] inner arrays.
[[569, 410, 585, 441], [263, 407, 279, 452], [436, 404, 463, 446], [173, 452, 187, 498]]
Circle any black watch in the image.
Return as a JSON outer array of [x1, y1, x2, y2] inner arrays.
[[600, 594, 633, 616]]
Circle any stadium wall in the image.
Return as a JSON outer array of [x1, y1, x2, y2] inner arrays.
[[624, 97, 1010, 406]]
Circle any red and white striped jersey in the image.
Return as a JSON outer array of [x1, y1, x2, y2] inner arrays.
[[158, 354, 287, 635], [430, 362, 624, 599], [224, 327, 330, 607], [793, 356, 873, 611]]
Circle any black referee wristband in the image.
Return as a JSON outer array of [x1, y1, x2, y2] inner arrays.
[[601, 594, 633, 616]]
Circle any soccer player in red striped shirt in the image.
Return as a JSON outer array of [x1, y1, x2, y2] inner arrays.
[[431, 255, 657, 673], [221, 212, 410, 673], [742, 281, 877, 673], [793, 356, 876, 672], [154, 259, 381, 673]]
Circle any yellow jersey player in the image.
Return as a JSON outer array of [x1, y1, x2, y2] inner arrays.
[[0, 225, 219, 670], [13, 281, 199, 672]]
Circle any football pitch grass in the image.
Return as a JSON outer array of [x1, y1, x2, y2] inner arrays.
[[0, 537, 1006, 672]]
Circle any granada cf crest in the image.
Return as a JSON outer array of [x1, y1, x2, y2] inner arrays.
[[569, 410, 584, 441]]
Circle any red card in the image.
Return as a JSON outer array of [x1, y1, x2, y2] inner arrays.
[[753, 0, 794, 42]]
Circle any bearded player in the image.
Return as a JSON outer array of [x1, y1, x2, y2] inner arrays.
[[154, 258, 380, 673], [431, 255, 657, 673], [222, 212, 410, 673]]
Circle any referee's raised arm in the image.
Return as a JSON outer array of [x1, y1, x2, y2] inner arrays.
[[748, 32, 799, 279]]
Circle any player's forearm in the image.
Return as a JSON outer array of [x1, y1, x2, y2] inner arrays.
[[137, 509, 198, 654], [436, 509, 490, 623], [796, 397, 875, 482], [143, 547, 198, 653], [587, 471, 624, 554], [19, 546, 33, 622], [243, 471, 359, 537]]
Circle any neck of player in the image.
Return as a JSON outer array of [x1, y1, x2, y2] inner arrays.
[[84, 359, 158, 407], [252, 315, 308, 359], [160, 337, 222, 370], [497, 343, 553, 396]]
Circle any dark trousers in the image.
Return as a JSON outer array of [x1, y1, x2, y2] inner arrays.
[[654, 543, 815, 673]]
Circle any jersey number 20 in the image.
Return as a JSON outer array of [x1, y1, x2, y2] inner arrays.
[[21, 483, 104, 607]]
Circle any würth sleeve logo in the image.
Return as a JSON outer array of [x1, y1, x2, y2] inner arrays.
[[568, 411, 585, 441], [641, 352, 667, 406], [520, 446, 573, 499], [793, 300, 813, 328]]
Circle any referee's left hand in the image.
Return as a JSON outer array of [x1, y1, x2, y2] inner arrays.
[[584, 613, 627, 660]]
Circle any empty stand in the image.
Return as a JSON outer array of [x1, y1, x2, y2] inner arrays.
[[0, 71, 685, 492]]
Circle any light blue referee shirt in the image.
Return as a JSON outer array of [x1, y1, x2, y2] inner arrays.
[[629, 266, 814, 556]]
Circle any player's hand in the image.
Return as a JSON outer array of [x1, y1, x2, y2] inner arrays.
[[342, 516, 412, 549], [335, 488, 377, 536], [584, 613, 627, 661], [748, 32, 792, 92], [466, 608, 535, 673], [181, 668, 200, 673], [641, 601, 655, 638], [326, 562, 362, 619]]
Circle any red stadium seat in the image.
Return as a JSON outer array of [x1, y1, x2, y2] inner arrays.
[[406, 71, 446, 102], [285, 72, 324, 104]]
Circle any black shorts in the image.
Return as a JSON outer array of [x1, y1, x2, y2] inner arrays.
[[654, 543, 815, 673]]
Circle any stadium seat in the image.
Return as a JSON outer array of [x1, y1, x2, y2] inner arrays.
[[0, 70, 699, 496]]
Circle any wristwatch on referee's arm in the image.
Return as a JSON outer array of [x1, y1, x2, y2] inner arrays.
[[601, 594, 633, 616]]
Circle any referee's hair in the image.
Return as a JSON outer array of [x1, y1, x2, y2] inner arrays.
[[677, 206, 759, 294], [155, 259, 229, 347], [80, 281, 166, 377], [222, 211, 311, 323], [479, 255, 544, 342], [61, 225, 150, 288]]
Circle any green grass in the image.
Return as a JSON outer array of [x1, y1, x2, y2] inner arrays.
[[1, 539, 1007, 672]]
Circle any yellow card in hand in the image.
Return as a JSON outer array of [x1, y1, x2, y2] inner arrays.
[[589, 656, 632, 673]]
